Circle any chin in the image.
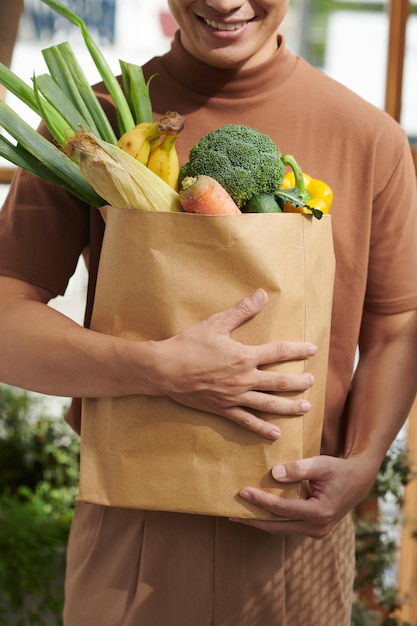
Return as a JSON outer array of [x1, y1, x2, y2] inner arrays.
[[199, 49, 253, 71]]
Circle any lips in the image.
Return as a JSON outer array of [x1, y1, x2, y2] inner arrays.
[[203, 18, 248, 31]]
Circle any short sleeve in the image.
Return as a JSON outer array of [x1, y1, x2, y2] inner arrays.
[[364, 134, 417, 314]]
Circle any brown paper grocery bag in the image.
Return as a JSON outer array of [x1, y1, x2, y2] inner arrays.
[[79, 208, 335, 519]]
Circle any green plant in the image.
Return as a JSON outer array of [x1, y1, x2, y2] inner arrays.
[[352, 437, 416, 626], [0, 384, 79, 626], [0, 489, 70, 625]]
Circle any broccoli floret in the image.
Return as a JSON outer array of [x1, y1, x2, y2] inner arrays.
[[179, 124, 285, 208]]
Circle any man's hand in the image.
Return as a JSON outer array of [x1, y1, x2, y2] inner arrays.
[[232, 454, 376, 537], [162, 289, 317, 440]]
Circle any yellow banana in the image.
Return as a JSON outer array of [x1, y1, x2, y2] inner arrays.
[[147, 133, 181, 190], [117, 121, 161, 165]]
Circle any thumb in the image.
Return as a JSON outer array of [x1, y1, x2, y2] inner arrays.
[[272, 456, 327, 483], [212, 289, 268, 334]]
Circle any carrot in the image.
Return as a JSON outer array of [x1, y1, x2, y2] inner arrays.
[[179, 175, 241, 215]]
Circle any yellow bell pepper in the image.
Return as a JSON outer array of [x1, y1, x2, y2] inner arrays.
[[280, 154, 333, 215]]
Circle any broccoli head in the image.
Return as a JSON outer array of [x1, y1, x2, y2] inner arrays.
[[179, 124, 285, 208]]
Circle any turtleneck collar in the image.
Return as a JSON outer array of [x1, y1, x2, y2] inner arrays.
[[159, 30, 297, 99]]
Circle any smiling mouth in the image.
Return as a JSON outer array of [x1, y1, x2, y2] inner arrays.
[[202, 18, 248, 31]]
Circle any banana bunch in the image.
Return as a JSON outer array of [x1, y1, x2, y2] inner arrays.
[[117, 111, 185, 191], [117, 120, 161, 166]]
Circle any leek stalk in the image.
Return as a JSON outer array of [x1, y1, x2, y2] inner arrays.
[[40, 0, 135, 135], [0, 61, 74, 144], [0, 62, 39, 112], [0, 134, 88, 197], [0, 134, 63, 184], [42, 42, 117, 143], [32, 75, 74, 148], [42, 44, 102, 138], [120, 62, 154, 125], [33, 73, 91, 135], [0, 101, 104, 207]]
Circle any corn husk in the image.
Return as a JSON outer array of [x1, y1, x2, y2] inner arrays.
[[65, 130, 182, 212]]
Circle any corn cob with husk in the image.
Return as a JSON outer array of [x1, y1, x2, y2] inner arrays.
[[65, 130, 182, 212]]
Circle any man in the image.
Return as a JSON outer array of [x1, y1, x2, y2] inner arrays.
[[1, 0, 417, 624]]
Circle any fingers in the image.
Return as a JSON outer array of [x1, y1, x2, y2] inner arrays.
[[177, 387, 313, 440], [229, 512, 331, 538], [235, 488, 312, 521], [211, 291, 318, 362], [209, 289, 318, 364], [234, 456, 349, 537], [234, 486, 337, 538], [235, 481, 332, 538], [254, 370, 314, 393], [210, 289, 269, 333], [223, 406, 283, 440], [252, 340, 318, 367], [229, 517, 320, 537], [238, 458, 327, 517], [238, 390, 312, 418], [223, 390, 312, 439], [218, 370, 315, 439]]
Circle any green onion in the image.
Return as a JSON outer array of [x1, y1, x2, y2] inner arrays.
[[0, 61, 73, 142], [32, 74, 74, 147], [0, 100, 104, 207], [33, 72, 90, 134], [120, 62, 155, 125], [40, 0, 135, 135], [57, 42, 117, 143], [42, 44, 101, 138], [0, 62, 39, 112], [0, 134, 80, 193], [42, 42, 117, 143]]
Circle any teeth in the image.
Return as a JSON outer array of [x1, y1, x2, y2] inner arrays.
[[204, 19, 246, 31]]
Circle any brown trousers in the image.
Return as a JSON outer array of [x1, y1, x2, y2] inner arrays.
[[64, 503, 355, 626]]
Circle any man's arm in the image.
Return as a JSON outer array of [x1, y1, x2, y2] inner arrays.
[[0, 276, 316, 439], [235, 308, 417, 534]]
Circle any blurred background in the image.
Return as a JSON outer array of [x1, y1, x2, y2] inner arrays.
[[0, 2, 416, 625]]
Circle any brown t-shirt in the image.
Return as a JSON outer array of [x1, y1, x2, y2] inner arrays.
[[1, 33, 417, 454]]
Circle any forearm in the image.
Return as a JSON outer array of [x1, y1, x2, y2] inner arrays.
[[0, 293, 160, 398], [344, 309, 417, 475]]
